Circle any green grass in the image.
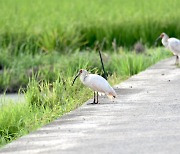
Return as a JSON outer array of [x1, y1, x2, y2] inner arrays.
[[0, 48, 171, 93], [0, 0, 180, 53], [0, 48, 172, 147]]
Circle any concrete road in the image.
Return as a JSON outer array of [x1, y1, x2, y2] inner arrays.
[[0, 57, 180, 154]]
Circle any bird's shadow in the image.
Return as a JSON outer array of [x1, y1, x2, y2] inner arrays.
[[86, 100, 117, 105]]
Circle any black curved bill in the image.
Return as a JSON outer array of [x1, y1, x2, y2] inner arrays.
[[154, 36, 161, 46], [72, 73, 80, 86]]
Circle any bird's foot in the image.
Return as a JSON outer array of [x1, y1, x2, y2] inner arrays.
[[87, 101, 99, 105]]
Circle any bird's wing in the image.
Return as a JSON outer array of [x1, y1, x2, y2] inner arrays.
[[88, 74, 109, 93], [88, 74, 117, 97], [168, 38, 180, 54]]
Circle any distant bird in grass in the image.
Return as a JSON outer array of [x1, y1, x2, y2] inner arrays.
[[72, 69, 117, 104], [155, 32, 180, 65], [134, 41, 145, 53]]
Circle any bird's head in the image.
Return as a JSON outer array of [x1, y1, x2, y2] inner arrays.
[[72, 69, 88, 86], [160, 32, 166, 39], [154, 32, 167, 46]]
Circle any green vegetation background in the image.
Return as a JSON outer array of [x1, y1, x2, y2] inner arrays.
[[0, 0, 177, 147], [0, 0, 179, 53]]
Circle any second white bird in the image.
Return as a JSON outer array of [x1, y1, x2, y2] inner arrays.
[[156, 32, 180, 65]]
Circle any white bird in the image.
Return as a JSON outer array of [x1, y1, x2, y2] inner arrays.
[[156, 32, 180, 65], [72, 69, 117, 104]]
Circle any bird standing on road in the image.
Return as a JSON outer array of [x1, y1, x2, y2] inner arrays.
[[156, 32, 180, 65], [72, 69, 117, 104]]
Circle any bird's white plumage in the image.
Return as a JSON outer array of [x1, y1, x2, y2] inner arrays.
[[168, 38, 180, 55], [161, 33, 180, 56], [160, 33, 180, 65], [79, 70, 117, 98]]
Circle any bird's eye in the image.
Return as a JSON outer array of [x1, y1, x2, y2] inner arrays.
[[80, 69, 82, 73]]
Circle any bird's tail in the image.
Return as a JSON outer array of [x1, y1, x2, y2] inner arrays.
[[107, 94, 116, 100], [106, 89, 117, 100]]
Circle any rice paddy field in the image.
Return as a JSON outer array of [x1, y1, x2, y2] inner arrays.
[[0, 0, 180, 53], [0, 0, 178, 147]]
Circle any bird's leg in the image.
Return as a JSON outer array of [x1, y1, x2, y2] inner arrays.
[[175, 55, 179, 65], [89, 92, 99, 104], [87, 92, 97, 105], [96, 92, 99, 104], [93, 91, 96, 104]]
